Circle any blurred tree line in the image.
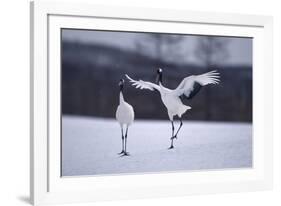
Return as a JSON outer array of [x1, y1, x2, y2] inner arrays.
[[61, 37, 252, 122]]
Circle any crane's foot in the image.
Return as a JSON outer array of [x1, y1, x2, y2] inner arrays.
[[168, 145, 174, 149], [120, 152, 130, 157], [118, 150, 125, 155]]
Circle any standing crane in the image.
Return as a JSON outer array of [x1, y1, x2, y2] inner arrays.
[[116, 79, 135, 156]]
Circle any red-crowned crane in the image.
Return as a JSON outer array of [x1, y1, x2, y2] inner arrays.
[[116, 79, 135, 156], [126, 69, 220, 149]]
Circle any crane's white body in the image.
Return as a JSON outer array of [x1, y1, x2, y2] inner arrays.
[[159, 84, 191, 121], [116, 92, 134, 126]]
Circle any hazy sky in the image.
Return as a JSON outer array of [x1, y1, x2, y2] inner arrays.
[[62, 29, 252, 66]]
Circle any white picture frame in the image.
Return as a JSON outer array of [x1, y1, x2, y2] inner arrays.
[[30, 1, 273, 205]]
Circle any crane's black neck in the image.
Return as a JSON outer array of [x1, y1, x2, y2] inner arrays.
[[119, 84, 124, 91], [157, 72, 163, 85]]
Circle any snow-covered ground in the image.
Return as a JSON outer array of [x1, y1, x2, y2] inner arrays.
[[62, 115, 252, 176]]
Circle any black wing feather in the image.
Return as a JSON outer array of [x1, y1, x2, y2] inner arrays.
[[181, 82, 202, 100]]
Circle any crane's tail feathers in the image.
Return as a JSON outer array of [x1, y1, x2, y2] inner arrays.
[[179, 105, 192, 117]]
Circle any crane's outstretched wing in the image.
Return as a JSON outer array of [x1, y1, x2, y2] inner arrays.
[[173, 70, 220, 99], [125, 74, 160, 91]]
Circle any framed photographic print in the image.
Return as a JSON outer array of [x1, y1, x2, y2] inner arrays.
[[30, 1, 273, 205]]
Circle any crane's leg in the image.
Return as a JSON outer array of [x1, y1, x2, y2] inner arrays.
[[118, 125, 125, 155], [121, 125, 130, 156], [169, 118, 183, 149], [168, 121, 175, 149], [174, 118, 183, 139]]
